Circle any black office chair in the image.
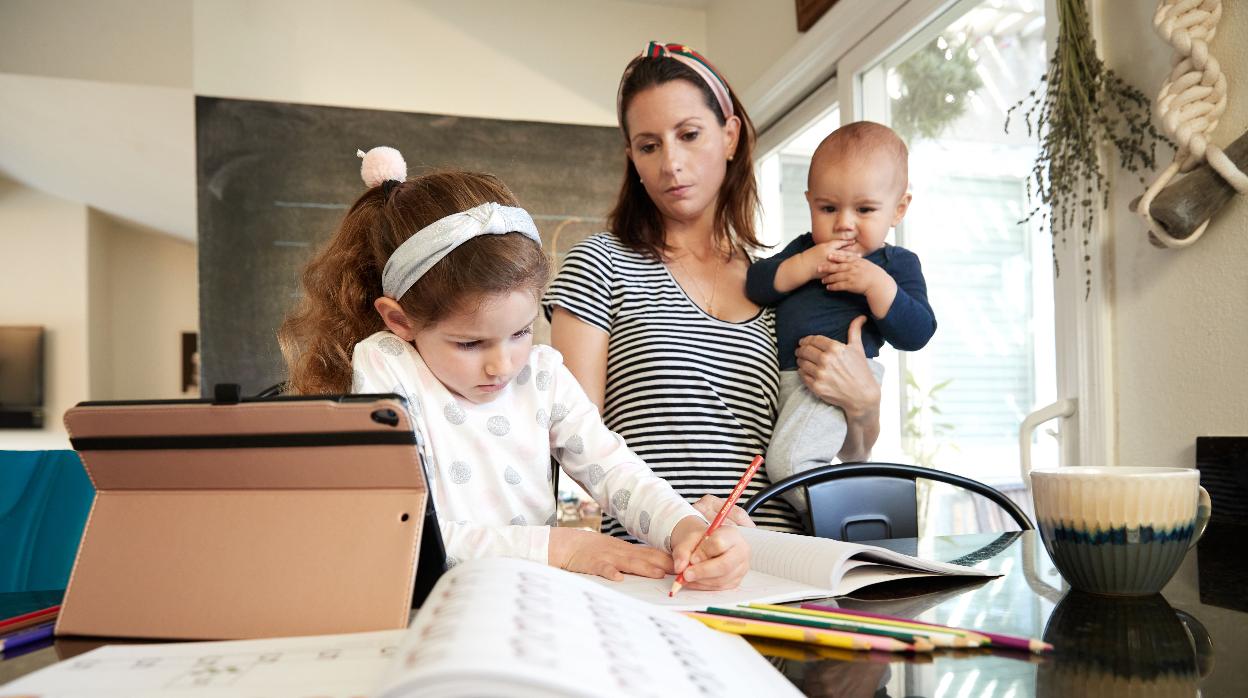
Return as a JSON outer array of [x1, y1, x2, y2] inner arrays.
[[744, 462, 1033, 541]]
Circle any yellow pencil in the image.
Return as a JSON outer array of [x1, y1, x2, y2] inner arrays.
[[684, 612, 911, 652], [748, 604, 988, 648]]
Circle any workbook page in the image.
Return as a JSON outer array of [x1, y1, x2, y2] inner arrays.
[[738, 528, 859, 587], [583, 569, 834, 611], [375, 558, 801, 698], [0, 630, 405, 698]]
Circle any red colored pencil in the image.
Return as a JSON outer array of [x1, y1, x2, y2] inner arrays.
[[0, 605, 60, 635], [669, 455, 763, 597]]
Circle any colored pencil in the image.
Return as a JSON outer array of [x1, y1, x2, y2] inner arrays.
[[798, 603, 991, 647], [706, 606, 934, 651], [669, 455, 763, 597], [764, 604, 983, 647], [684, 612, 895, 651], [962, 629, 1052, 654], [0, 622, 55, 653], [0, 605, 60, 634], [805, 607, 1051, 653]]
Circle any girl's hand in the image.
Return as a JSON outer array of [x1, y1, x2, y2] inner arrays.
[[548, 527, 673, 581], [670, 516, 750, 590], [692, 495, 756, 527]]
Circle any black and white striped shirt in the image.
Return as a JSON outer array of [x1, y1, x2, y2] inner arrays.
[[543, 233, 803, 537]]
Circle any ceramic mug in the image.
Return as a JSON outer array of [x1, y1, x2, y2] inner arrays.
[[1030, 466, 1211, 596]]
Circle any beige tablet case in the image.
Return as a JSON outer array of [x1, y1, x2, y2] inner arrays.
[[59, 397, 426, 640]]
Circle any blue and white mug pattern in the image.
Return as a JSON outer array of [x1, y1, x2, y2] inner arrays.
[[1031, 467, 1211, 596]]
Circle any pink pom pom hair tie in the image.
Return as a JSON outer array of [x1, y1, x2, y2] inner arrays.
[[357, 146, 407, 188]]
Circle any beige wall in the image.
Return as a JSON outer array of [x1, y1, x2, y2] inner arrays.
[[706, 0, 798, 95], [194, 0, 705, 126], [1102, 1, 1248, 469], [0, 180, 198, 449], [88, 212, 199, 400], [0, 177, 89, 450], [0, 0, 192, 88]]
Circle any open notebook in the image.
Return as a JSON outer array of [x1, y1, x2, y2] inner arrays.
[[0, 558, 800, 698], [587, 528, 1000, 611]]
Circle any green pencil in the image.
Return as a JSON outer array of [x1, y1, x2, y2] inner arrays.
[[706, 607, 935, 652], [749, 603, 981, 648]]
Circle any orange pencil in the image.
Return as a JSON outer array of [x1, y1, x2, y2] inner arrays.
[[669, 454, 763, 597]]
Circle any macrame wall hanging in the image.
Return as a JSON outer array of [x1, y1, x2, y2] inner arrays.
[[1137, 0, 1248, 248]]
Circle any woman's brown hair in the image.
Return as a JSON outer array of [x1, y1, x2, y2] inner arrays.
[[278, 171, 550, 395], [609, 55, 761, 260]]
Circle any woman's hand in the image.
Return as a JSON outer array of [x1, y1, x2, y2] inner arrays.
[[548, 527, 673, 581], [795, 315, 882, 461], [692, 495, 756, 527], [669, 516, 750, 590]]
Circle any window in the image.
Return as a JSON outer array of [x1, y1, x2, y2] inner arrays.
[[758, 0, 1061, 533], [860, 0, 1057, 489]]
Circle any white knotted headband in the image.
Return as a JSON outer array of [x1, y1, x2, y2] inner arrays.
[[355, 146, 542, 299], [381, 202, 542, 300]]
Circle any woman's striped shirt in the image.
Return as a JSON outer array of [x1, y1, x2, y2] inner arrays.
[[543, 232, 803, 537]]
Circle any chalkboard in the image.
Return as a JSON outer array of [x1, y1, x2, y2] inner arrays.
[[196, 97, 623, 396]]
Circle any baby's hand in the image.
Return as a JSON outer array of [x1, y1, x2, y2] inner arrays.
[[670, 516, 750, 591], [818, 250, 891, 297], [800, 240, 857, 282]]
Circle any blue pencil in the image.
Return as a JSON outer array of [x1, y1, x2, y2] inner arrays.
[[0, 622, 55, 653]]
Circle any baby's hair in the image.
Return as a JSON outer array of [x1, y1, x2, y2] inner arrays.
[[810, 121, 910, 195], [279, 170, 550, 395]]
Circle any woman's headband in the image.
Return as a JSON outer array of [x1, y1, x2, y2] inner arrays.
[[381, 202, 541, 300], [617, 42, 734, 125]]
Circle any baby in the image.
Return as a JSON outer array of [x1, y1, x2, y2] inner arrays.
[[745, 121, 936, 515]]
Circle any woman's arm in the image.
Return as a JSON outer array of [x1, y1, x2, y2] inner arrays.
[[550, 307, 609, 411], [794, 315, 882, 462]]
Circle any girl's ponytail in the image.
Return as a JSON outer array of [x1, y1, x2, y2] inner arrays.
[[279, 191, 389, 394]]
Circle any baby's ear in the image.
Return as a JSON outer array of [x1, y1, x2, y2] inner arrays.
[[892, 192, 913, 226], [374, 297, 417, 341]]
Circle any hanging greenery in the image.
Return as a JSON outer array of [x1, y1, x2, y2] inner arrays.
[[1006, 0, 1170, 297], [893, 35, 983, 144]]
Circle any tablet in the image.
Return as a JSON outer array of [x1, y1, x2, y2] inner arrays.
[[59, 392, 445, 640]]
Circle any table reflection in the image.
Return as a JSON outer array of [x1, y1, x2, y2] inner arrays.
[[1037, 592, 1209, 697], [766, 529, 1244, 697]]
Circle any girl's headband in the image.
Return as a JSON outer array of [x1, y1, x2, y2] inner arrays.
[[356, 147, 542, 300], [617, 42, 734, 124], [382, 202, 541, 300]]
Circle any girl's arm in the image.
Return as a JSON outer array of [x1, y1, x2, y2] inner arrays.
[[545, 353, 749, 589]]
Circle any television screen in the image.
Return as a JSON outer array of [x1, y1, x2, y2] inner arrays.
[[0, 325, 45, 428]]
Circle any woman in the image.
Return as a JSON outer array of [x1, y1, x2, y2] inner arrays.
[[544, 43, 881, 537]]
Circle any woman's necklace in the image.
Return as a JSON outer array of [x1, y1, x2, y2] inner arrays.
[[673, 247, 726, 316]]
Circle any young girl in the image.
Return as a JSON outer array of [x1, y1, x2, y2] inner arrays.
[[279, 147, 748, 588]]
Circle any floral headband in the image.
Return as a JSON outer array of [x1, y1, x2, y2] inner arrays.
[[617, 41, 735, 124]]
